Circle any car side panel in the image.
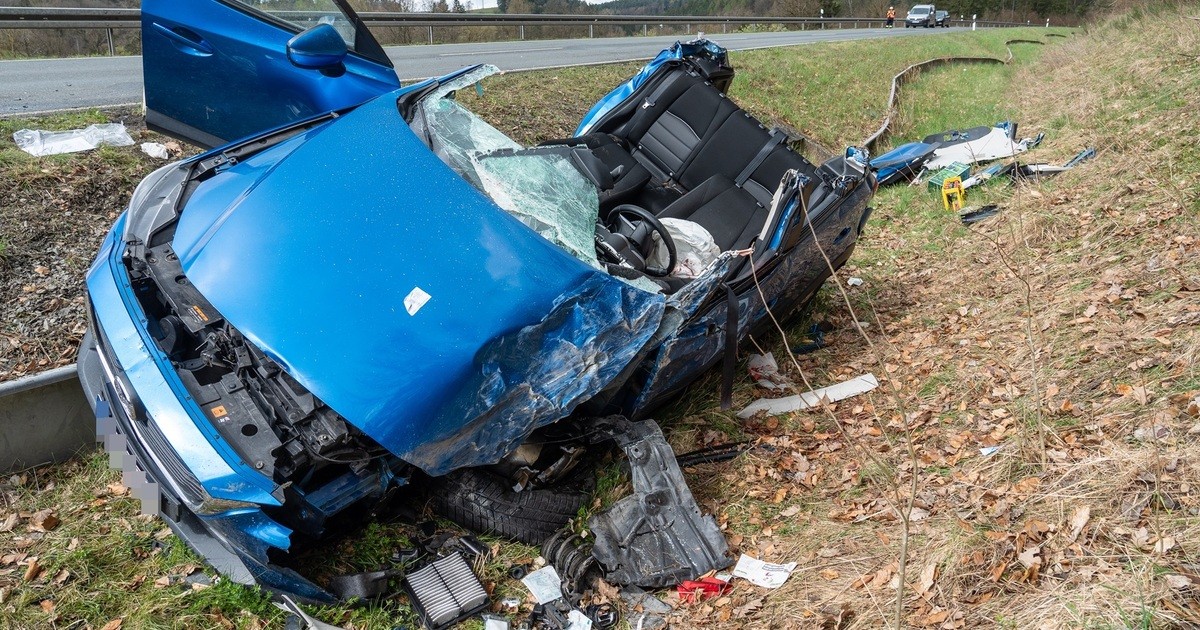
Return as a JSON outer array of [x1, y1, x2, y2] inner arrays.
[[142, 0, 400, 147]]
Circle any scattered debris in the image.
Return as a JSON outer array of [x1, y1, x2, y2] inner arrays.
[[541, 530, 599, 597], [738, 373, 879, 418], [522, 565, 566, 605], [1014, 147, 1097, 181], [871, 141, 938, 185], [139, 142, 170, 159], [923, 122, 1044, 170], [328, 569, 401, 601], [927, 162, 971, 193], [403, 553, 490, 630], [961, 160, 1016, 189], [276, 595, 345, 630], [847, 277, 864, 287], [959, 205, 1001, 225], [483, 614, 511, 630], [12, 123, 134, 156], [747, 353, 792, 390], [619, 587, 672, 630], [677, 575, 731, 602], [589, 420, 731, 588], [673, 441, 755, 467], [979, 446, 1001, 457], [941, 175, 966, 211], [792, 322, 831, 355], [731, 554, 797, 589]]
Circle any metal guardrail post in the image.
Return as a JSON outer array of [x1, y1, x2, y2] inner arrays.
[[589, 23, 593, 38], [427, 25, 433, 44], [520, 24, 525, 40], [106, 26, 114, 55]]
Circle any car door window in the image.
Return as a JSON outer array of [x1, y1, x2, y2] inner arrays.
[[222, 0, 357, 49]]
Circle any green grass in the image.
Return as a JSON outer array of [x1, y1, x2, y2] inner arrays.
[[0, 27, 1072, 629]]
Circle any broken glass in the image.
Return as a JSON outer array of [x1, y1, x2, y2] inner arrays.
[[420, 66, 659, 293]]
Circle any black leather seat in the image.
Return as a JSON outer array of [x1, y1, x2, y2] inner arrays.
[[657, 175, 766, 251], [579, 67, 826, 251]]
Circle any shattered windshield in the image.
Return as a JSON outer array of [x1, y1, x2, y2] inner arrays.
[[413, 66, 661, 292]]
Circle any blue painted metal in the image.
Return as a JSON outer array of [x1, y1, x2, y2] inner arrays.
[[86, 216, 279, 506], [285, 23, 348, 69], [871, 141, 936, 186], [142, 0, 399, 146], [575, 39, 728, 136], [171, 91, 666, 473]]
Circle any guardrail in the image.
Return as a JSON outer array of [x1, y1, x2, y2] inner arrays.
[[0, 7, 1039, 54]]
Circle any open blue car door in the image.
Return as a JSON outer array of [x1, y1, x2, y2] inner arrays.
[[142, 0, 401, 148]]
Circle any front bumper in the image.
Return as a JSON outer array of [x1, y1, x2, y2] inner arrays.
[[78, 219, 337, 603]]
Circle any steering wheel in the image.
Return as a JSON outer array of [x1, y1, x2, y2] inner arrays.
[[609, 205, 677, 277]]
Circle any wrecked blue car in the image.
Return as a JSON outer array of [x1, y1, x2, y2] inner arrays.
[[77, 0, 874, 603]]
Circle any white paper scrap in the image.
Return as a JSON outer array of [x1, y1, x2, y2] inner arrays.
[[738, 373, 879, 419], [732, 554, 798, 589], [521, 565, 564, 605], [566, 609, 593, 630], [483, 615, 511, 630], [403, 286, 432, 316]]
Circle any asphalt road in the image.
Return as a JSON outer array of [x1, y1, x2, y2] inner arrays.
[[0, 27, 961, 116]]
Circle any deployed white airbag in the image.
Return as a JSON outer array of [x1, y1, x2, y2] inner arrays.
[[649, 218, 721, 279]]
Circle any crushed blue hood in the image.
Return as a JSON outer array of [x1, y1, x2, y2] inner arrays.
[[172, 91, 666, 475]]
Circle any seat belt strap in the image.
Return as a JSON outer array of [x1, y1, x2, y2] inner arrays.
[[735, 130, 786, 188], [640, 70, 683, 111]]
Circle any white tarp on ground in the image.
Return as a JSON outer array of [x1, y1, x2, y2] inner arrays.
[[13, 123, 134, 156], [925, 126, 1039, 170]]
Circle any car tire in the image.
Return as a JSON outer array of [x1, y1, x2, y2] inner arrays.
[[428, 466, 595, 544]]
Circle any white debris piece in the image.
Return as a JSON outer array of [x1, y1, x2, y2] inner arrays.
[[566, 610, 593, 630], [140, 142, 170, 159], [847, 277, 864, 287], [924, 126, 1040, 170], [747, 353, 793, 391], [483, 615, 511, 630], [731, 554, 797, 589], [13, 123, 134, 156], [521, 565, 564, 605], [738, 373, 879, 418]]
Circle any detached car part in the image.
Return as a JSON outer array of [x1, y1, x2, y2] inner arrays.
[[403, 553, 490, 630], [589, 420, 731, 588]]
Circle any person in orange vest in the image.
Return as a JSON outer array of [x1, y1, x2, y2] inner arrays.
[[886, 6, 896, 27]]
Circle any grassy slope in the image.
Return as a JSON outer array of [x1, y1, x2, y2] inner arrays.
[[4, 13, 1198, 628]]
